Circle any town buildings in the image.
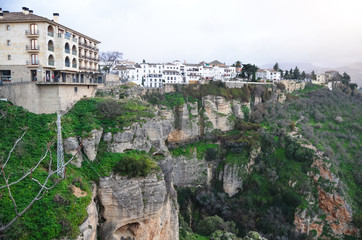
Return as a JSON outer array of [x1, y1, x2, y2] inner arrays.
[[113, 60, 237, 87], [256, 69, 281, 82], [0, 7, 101, 114]]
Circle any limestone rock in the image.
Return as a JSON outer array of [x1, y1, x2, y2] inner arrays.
[[77, 184, 98, 240], [98, 174, 178, 240], [161, 156, 212, 188], [203, 95, 233, 132], [109, 119, 172, 153], [103, 132, 112, 142], [63, 137, 83, 167], [222, 164, 243, 197], [82, 128, 103, 161]]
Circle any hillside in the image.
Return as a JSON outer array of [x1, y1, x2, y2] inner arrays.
[[0, 82, 361, 240]]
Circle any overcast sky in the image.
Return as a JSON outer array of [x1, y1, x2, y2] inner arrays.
[[2, 0, 362, 67]]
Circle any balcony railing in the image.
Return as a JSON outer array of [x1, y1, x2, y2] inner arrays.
[[65, 49, 70, 54], [26, 60, 39, 65], [65, 35, 70, 40], [48, 32, 54, 37], [72, 64, 77, 68], [48, 61, 54, 66], [25, 30, 39, 36], [65, 63, 70, 67], [48, 46, 54, 52], [72, 51, 77, 55], [25, 45, 40, 51]]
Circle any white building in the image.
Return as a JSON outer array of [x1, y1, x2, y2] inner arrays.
[[256, 69, 281, 82], [185, 64, 202, 83]]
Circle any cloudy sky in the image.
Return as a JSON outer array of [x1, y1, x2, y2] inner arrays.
[[2, 0, 362, 67]]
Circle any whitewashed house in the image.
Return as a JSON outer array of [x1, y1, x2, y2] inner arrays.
[[256, 69, 281, 82]]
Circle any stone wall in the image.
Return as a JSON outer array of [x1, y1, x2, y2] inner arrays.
[[0, 82, 97, 114]]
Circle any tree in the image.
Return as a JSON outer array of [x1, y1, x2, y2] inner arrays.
[[273, 62, 279, 71], [99, 51, 123, 73], [235, 60, 242, 68], [300, 71, 306, 80], [341, 72, 351, 85], [242, 64, 259, 81], [0, 130, 81, 233], [284, 70, 289, 79], [293, 66, 300, 80], [311, 70, 317, 80]]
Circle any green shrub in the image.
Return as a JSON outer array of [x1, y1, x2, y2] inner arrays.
[[113, 152, 160, 178], [197, 215, 238, 236]]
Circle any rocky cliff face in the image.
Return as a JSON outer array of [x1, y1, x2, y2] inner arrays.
[[294, 147, 358, 238], [77, 184, 98, 240], [105, 118, 172, 153], [203, 95, 234, 133], [97, 174, 178, 240], [161, 155, 213, 188]]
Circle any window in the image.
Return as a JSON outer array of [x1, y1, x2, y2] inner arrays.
[[7, 40, 11, 46], [31, 39, 38, 49], [1, 70, 11, 81], [30, 24, 38, 34], [31, 54, 38, 65], [6, 25, 10, 31], [8, 55, 11, 60], [74, 87, 78, 92]]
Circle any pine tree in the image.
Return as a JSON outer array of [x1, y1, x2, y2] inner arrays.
[[293, 66, 300, 80], [273, 62, 279, 71]]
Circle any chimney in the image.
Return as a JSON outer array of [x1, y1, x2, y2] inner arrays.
[[0, 8, 2, 19], [53, 13, 59, 23], [29, 10, 33, 14], [22, 7, 29, 15]]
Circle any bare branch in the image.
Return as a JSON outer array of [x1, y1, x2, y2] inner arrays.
[[2, 130, 27, 169], [0, 134, 83, 233]]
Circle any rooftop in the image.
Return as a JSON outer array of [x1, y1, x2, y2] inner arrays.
[[0, 8, 100, 43]]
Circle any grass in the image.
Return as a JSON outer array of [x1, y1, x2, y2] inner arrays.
[[0, 101, 160, 239], [170, 141, 219, 160]]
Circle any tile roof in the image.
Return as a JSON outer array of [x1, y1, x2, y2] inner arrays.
[[0, 11, 100, 43]]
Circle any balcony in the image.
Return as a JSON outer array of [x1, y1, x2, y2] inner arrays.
[[65, 35, 70, 40], [47, 32, 54, 37], [72, 51, 77, 55], [65, 49, 70, 54], [72, 64, 77, 68], [25, 45, 40, 52], [65, 63, 70, 67], [48, 46, 54, 52], [48, 61, 55, 66], [25, 30, 39, 37], [26, 60, 39, 67]]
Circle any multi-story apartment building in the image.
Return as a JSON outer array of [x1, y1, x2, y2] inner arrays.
[[256, 69, 281, 82], [0, 7, 101, 113]]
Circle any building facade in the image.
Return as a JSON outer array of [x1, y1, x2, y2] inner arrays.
[[0, 7, 101, 113]]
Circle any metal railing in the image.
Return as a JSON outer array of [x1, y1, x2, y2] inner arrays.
[[25, 30, 39, 35], [72, 51, 77, 55], [48, 32, 54, 37], [65, 35, 70, 40], [72, 64, 77, 68], [25, 45, 40, 50], [26, 60, 39, 65], [65, 63, 70, 67], [48, 46, 54, 51], [48, 61, 55, 66], [65, 49, 70, 54]]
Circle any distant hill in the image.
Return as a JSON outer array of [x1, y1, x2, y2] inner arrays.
[[261, 62, 362, 86]]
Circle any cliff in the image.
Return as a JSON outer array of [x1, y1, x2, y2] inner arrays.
[[97, 174, 178, 240]]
